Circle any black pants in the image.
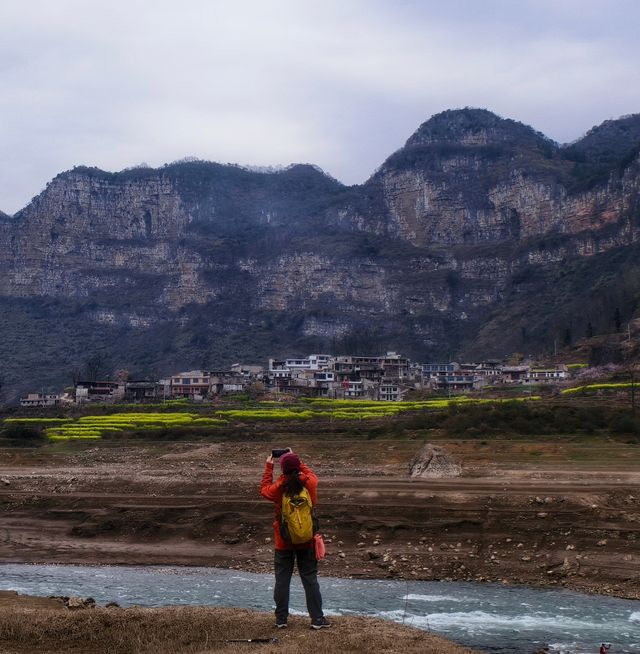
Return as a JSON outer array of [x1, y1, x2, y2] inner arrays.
[[274, 547, 323, 623]]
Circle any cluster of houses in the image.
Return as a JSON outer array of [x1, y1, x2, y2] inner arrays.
[[19, 353, 571, 407]]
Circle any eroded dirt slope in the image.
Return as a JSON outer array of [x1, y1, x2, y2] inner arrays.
[[1, 438, 638, 599]]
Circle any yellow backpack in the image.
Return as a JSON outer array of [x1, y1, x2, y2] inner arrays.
[[280, 487, 314, 545]]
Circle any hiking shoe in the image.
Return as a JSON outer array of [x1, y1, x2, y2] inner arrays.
[[275, 622, 288, 629], [311, 617, 331, 629]]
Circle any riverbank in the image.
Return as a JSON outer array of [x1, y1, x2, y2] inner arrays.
[[1, 437, 638, 600], [0, 591, 480, 654]]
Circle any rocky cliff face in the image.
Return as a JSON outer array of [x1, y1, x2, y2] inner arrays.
[[1, 109, 640, 398], [330, 109, 640, 247]]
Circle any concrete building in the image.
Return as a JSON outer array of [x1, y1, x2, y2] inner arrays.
[[378, 382, 402, 401], [20, 392, 67, 408], [169, 370, 210, 400], [75, 381, 125, 404], [123, 381, 161, 403]]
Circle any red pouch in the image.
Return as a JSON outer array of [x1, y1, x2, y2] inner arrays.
[[314, 533, 326, 560]]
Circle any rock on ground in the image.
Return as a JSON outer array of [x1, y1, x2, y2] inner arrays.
[[410, 443, 462, 478]]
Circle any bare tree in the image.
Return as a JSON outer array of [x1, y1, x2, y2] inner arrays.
[[114, 369, 130, 382], [70, 367, 83, 385], [83, 354, 112, 381]]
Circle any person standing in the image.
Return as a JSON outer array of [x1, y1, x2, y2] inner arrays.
[[260, 449, 330, 630]]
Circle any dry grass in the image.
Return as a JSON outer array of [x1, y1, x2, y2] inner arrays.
[[0, 604, 480, 654]]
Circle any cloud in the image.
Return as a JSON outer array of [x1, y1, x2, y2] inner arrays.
[[1, 0, 639, 213]]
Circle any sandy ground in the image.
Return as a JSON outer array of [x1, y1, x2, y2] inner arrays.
[[0, 437, 639, 600]]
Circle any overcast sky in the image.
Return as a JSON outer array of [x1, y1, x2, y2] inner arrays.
[[1, 0, 639, 214]]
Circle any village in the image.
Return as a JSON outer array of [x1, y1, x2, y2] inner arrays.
[[18, 352, 573, 407]]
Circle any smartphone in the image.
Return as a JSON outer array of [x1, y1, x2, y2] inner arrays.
[[271, 448, 289, 458]]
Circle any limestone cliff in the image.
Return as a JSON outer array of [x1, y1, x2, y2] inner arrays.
[[330, 109, 640, 248], [1, 109, 640, 398]]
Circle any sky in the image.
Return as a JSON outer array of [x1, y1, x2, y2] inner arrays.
[[1, 0, 640, 214]]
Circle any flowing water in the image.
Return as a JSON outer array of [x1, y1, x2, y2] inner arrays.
[[1, 564, 638, 654]]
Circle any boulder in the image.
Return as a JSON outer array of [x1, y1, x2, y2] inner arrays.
[[410, 444, 461, 478], [64, 596, 96, 609]]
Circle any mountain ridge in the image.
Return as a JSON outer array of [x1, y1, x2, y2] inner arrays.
[[1, 108, 639, 401], [11, 108, 640, 218]]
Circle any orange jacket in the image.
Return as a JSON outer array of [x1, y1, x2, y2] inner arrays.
[[260, 460, 318, 550]]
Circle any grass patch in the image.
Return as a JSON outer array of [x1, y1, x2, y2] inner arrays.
[[0, 604, 478, 654], [214, 409, 314, 420], [562, 382, 636, 395], [41, 412, 228, 440]]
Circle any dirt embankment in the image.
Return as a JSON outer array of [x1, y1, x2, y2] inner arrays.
[[0, 591, 480, 654], [0, 439, 639, 599]]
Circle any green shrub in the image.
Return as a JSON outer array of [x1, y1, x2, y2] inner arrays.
[[1, 424, 47, 446], [609, 412, 640, 435], [4, 418, 72, 424], [436, 401, 611, 437]]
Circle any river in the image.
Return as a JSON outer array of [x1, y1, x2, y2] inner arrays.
[[1, 564, 638, 653]]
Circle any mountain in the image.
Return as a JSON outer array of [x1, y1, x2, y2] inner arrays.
[[1, 108, 640, 401], [563, 113, 640, 192]]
